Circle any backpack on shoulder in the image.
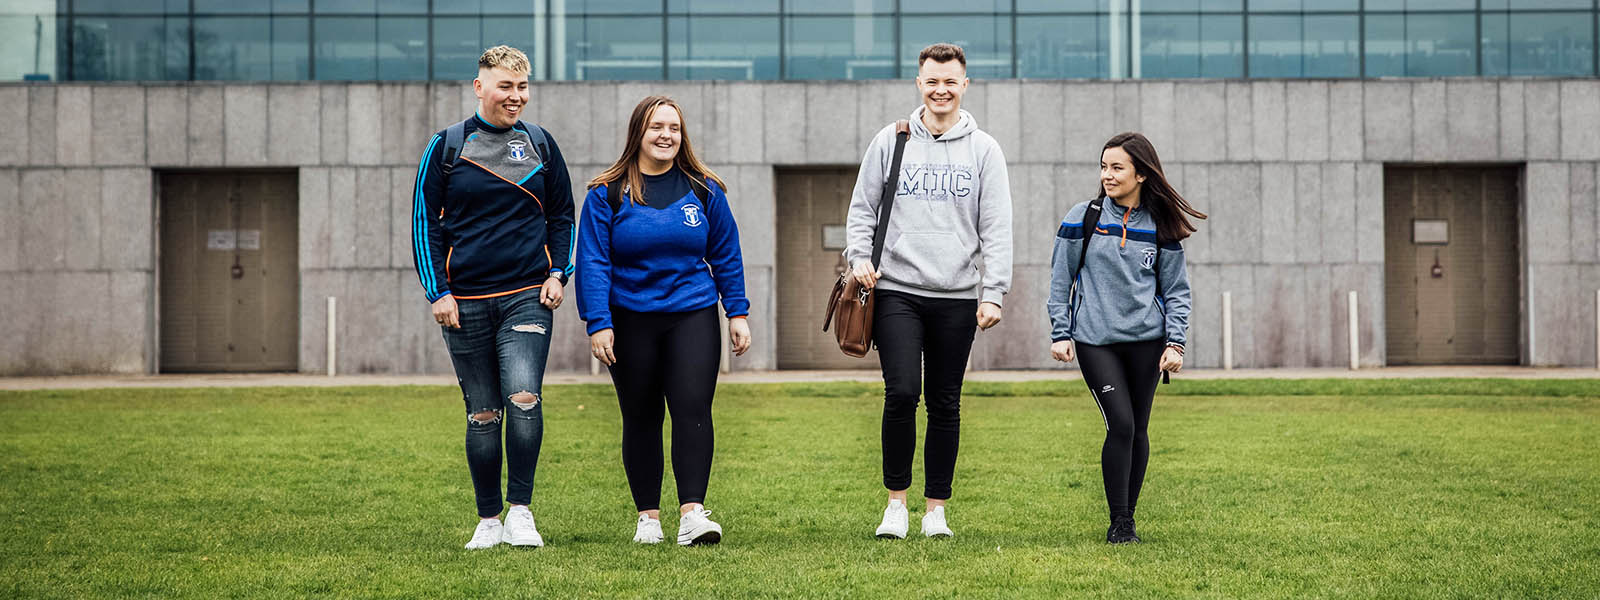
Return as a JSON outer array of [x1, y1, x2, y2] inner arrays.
[[822, 120, 911, 358]]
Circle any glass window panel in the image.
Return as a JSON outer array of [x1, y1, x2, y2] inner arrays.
[[557, 0, 645, 14], [0, 12, 58, 81], [668, 0, 779, 13], [1483, 12, 1510, 75], [1247, 14, 1300, 77], [274, 0, 310, 12], [1248, 0, 1360, 10], [785, 15, 894, 79], [1363, 14, 1405, 75], [432, 17, 481, 80], [1303, 14, 1359, 77], [194, 1, 269, 14], [71, 16, 187, 80], [195, 17, 273, 80], [785, 0, 895, 14], [377, 16, 427, 80], [314, 16, 375, 79], [1017, 0, 1114, 11], [899, 15, 1012, 79], [1139, 0, 1243, 12], [1404, 12, 1476, 75], [901, 1, 1010, 13], [482, 0, 537, 11], [1018, 14, 1113, 78], [1364, 0, 1405, 10], [481, 14, 539, 77], [271, 16, 309, 79], [668, 16, 778, 80], [561, 15, 663, 80], [316, 0, 375, 13], [1505, 0, 1593, 7], [376, 1, 428, 15], [1504, 12, 1594, 75], [73, 0, 177, 14], [1405, 0, 1475, 10], [1138, 13, 1242, 78]]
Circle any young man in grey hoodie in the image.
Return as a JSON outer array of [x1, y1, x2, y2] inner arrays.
[[844, 42, 1012, 540]]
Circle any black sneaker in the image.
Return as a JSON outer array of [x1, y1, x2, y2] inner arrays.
[[1107, 517, 1141, 544]]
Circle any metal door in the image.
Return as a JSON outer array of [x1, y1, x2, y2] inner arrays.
[[776, 167, 875, 369]]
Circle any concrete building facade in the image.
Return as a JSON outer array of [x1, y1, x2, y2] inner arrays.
[[2, 78, 1598, 375]]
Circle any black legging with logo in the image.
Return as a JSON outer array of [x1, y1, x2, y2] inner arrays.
[[1074, 338, 1166, 520], [874, 289, 979, 501]]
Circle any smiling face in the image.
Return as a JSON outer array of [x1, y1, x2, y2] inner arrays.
[[639, 103, 682, 169], [1100, 145, 1146, 200], [916, 58, 967, 118], [473, 66, 529, 128]]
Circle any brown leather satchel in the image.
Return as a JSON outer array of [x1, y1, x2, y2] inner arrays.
[[823, 119, 911, 358]]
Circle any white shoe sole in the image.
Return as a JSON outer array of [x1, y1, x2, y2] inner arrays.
[[875, 525, 907, 539], [504, 534, 544, 547], [677, 524, 723, 546]]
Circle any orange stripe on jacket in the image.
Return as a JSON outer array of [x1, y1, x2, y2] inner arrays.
[[459, 157, 545, 212]]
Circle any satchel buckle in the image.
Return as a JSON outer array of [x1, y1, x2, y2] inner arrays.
[[857, 286, 871, 305]]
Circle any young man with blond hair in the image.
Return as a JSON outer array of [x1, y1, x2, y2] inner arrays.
[[845, 42, 1013, 539], [412, 45, 575, 550]]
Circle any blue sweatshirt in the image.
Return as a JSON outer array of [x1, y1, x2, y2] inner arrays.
[[575, 169, 749, 335], [412, 114, 574, 302], [1046, 199, 1191, 349]]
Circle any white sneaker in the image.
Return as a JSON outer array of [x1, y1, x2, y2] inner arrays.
[[464, 518, 504, 549], [633, 514, 664, 544], [676, 506, 723, 546], [502, 506, 545, 547], [922, 505, 953, 538], [875, 499, 909, 539]]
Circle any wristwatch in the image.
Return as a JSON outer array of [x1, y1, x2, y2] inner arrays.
[[548, 269, 568, 286]]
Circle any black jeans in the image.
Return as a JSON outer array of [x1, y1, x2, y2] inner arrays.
[[607, 305, 721, 512], [1074, 338, 1166, 521], [874, 290, 978, 501], [440, 288, 553, 519]]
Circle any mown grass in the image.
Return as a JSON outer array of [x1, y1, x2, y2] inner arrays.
[[1, 379, 1597, 599]]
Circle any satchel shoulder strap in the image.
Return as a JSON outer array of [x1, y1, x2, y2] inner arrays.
[[870, 120, 912, 268]]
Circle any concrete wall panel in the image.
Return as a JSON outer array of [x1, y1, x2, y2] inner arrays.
[[1224, 81, 1254, 161], [1362, 82, 1410, 161], [382, 84, 430, 167], [298, 168, 331, 270], [1528, 263, 1597, 366], [1445, 80, 1497, 161], [1321, 162, 1357, 264], [1329, 81, 1363, 161], [108, 271, 152, 373], [145, 86, 188, 166], [340, 269, 402, 374], [1260, 162, 1296, 265], [27, 87, 55, 166], [763, 83, 807, 164], [1184, 263, 1220, 368], [1173, 82, 1226, 163], [268, 85, 321, 165], [64, 170, 101, 270], [188, 86, 224, 166], [354, 168, 390, 268], [1571, 163, 1597, 264], [976, 80, 1021, 163], [389, 166, 414, 270], [345, 85, 381, 166], [1138, 82, 1176, 152], [1355, 162, 1384, 265], [0, 88, 27, 167], [1020, 82, 1065, 164], [1330, 264, 1385, 367], [100, 168, 152, 271], [223, 85, 268, 165], [713, 82, 767, 167], [1062, 82, 1115, 161], [55, 86, 92, 166], [1218, 264, 1256, 367], [587, 84, 624, 162], [1113, 82, 1141, 134], [297, 269, 344, 373], [1524, 81, 1561, 160], [973, 263, 1050, 370], [1286, 81, 1329, 161], [1255, 264, 1308, 367], [1559, 81, 1600, 160], [1303, 264, 1334, 365], [20, 169, 65, 270], [1293, 163, 1323, 263], [1498, 81, 1526, 159], [93, 86, 145, 166], [0, 170, 16, 271], [856, 81, 905, 154], [0, 273, 25, 374], [805, 83, 860, 164], [1011, 164, 1059, 266], [1251, 81, 1287, 160], [737, 264, 777, 371], [429, 83, 462, 140], [536, 84, 592, 161], [1410, 81, 1448, 162], [328, 168, 357, 269], [392, 274, 452, 375], [319, 85, 349, 166], [1526, 162, 1570, 264]]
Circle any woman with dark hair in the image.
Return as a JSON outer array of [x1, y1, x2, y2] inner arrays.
[[1046, 132, 1205, 544], [575, 95, 751, 546]]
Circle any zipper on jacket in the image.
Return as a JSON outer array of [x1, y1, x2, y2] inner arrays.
[[1120, 206, 1131, 248]]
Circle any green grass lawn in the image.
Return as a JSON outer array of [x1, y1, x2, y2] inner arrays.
[[2, 379, 1598, 599]]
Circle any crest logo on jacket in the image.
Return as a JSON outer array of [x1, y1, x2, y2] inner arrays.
[[682, 204, 702, 227], [506, 140, 529, 162], [1141, 248, 1157, 270]]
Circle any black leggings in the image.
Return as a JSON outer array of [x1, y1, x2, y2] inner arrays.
[[874, 290, 978, 501], [607, 305, 721, 512], [1075, 339, 1166, 520]]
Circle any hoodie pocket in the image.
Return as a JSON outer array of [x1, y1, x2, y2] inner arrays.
[[887, 231, 978, 291]]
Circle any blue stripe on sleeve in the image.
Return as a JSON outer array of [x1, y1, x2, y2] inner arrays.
[[414, 134, 441, 297]]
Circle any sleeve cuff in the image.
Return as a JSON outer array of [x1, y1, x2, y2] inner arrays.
[[981, 288, 1005, 306], [585, 317, 613, 336], [1052, 336, 1072, 343]]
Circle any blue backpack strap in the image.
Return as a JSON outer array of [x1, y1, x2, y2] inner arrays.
[[516, 121, 550, 167], [441, 120, 466, 177]]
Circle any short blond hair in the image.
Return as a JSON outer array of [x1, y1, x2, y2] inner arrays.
[[478, 45, 530, 74]]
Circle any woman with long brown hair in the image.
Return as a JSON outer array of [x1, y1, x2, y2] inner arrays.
[[1046, 132, 1205, 544], [574, 95, 751, 546]]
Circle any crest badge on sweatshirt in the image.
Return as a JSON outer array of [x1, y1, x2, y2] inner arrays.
[[682, 204, 703, 228], [506, 140, 529, 162], [1141, 247, 1157, 270]]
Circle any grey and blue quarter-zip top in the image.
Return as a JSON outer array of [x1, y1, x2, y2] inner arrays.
[[1047, 199, 1191, 349]]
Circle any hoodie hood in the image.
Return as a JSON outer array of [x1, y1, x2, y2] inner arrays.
[[908, 106, 978, 143]]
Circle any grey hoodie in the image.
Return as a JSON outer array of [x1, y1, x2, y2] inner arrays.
[[1046, 199, 1191, 348], [844, 107, 1013, 305]]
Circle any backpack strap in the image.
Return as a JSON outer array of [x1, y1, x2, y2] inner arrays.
[[515, 120, 550, 167], [1072, 198, 1103, 284], [606, 174, 713, 214], [440, 120, 466, 177]]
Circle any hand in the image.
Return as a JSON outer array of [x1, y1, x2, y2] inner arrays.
[[432, 295, 460, 329], [1159, 346, 1184, 373], [729, 318, 751, 356], [590, 329, 617, 366], [540, 277, 564, 309], [976, 302, 1002, 330], [851, 260, 880, 289], [1051, 340, 1075, 363]]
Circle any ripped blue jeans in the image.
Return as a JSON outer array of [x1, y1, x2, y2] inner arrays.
[[441, 288, 553, 518]]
